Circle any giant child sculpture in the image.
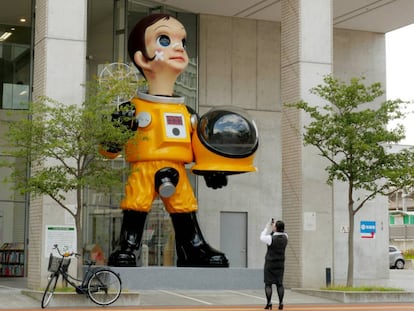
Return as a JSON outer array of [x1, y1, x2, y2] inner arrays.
[[102, 14, 258, 267]]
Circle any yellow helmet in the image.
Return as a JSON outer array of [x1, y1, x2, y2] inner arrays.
[[191, 106, 258, 174]]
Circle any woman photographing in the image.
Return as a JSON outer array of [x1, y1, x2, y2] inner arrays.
[[260, 219, 288, 310]]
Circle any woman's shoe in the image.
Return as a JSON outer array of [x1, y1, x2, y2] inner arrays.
[[278, 303, 283, 310], [264, 304, 272, 310]]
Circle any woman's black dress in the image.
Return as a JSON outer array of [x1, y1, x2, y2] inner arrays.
[[264, 233, 288, 284]]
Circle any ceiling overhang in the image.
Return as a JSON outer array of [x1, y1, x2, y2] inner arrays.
[[152, 0, 414, 33]]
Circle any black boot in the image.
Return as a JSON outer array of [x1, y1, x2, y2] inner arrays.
[[108, 210, 147, 267], [170, 212, 229, 267]]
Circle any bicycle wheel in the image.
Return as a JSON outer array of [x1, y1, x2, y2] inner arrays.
[[87, 269, 121, 305], [41, 273, 58, 308]]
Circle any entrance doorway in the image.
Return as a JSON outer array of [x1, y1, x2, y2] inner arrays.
[[220, 212, 247, 267]]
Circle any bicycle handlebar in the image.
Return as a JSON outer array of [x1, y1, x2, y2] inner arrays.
[[53, 244, 81, 258]]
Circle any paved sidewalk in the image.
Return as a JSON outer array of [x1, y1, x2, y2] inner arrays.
[[2, 270, 414, 309], [138, 289, 337, 306], [0, 277, 337, 309]]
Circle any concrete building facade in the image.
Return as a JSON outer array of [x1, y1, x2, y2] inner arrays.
[[1, 0, 413, 290]]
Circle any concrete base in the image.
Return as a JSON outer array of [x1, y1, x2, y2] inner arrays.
[[110, 267, 263, 290], [22, 290, 140, 307], [293, 288, 414, 303]]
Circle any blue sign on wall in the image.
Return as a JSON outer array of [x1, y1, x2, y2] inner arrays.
[[360, 220, 376, 238]]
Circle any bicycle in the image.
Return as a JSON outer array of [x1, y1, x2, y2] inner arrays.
[[41, 244, 122, 308]]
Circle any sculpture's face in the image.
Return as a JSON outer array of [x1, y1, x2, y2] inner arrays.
[[144, 17, 189, 76]]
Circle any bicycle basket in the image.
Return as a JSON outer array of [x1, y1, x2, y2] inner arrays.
[[47, 253, 71, 273]]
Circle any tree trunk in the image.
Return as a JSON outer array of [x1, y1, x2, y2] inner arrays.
[[346, 207, 354, 287], [346, 184, 354, 287], [75, 212, 83, 279], [75, 185, 83, 279]]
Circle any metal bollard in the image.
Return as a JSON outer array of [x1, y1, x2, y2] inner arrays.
[[325, 267, 331, 287]]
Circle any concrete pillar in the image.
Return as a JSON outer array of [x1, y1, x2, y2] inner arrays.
[[281, 0, 333, 288], [332, 28, 389, 285], [28, 0, 87, 289]]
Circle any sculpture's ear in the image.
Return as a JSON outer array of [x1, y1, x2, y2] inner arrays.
[[134, 51, 151, 72]]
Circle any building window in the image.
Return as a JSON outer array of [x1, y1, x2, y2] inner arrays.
[[0, 26, 31, 110], [0, 1, 32, 277]]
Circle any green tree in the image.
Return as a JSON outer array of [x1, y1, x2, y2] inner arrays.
[[1, 65, 140, 277], [288, 75, 414, 287]]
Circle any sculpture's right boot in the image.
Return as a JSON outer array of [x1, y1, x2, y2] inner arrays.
[[170, 212, 229, 267], [108, 210, 147, 267]]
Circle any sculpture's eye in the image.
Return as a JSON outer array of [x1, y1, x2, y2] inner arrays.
[[157, 35, 171, 47]]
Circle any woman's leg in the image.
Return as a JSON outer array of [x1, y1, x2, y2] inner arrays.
[[265, 283, 272, 305], [276, 280, 284, 309]]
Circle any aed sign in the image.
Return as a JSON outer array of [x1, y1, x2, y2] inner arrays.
[[360, 220, 376, 239]]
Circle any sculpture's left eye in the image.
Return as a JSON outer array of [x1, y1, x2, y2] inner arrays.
[[157, 35, 171, 47]]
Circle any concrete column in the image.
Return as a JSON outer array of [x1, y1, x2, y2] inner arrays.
[[28, 0, 87, 289], [332, 29, 389, 285], [281, 0, 333, 288]]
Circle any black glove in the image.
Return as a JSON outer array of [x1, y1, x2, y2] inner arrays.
[[111, 101, 138, 131], [203, 172, 228, 189]]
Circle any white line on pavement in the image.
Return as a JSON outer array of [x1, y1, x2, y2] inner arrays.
[[226, 290, 266, 301], [158, 290, 213, 305]]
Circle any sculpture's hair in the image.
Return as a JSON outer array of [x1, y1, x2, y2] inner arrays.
[[128, 13, 172, 78]]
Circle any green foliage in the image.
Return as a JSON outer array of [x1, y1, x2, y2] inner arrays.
[[403, 248, 414, 259], [53, 287, 76, 292], [288, 75, 414, 213], [2, 91, 132, 209], [321, 285, 404, 292]]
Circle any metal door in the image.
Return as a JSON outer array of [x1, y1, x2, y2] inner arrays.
[[220, 212, 247, 267]]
